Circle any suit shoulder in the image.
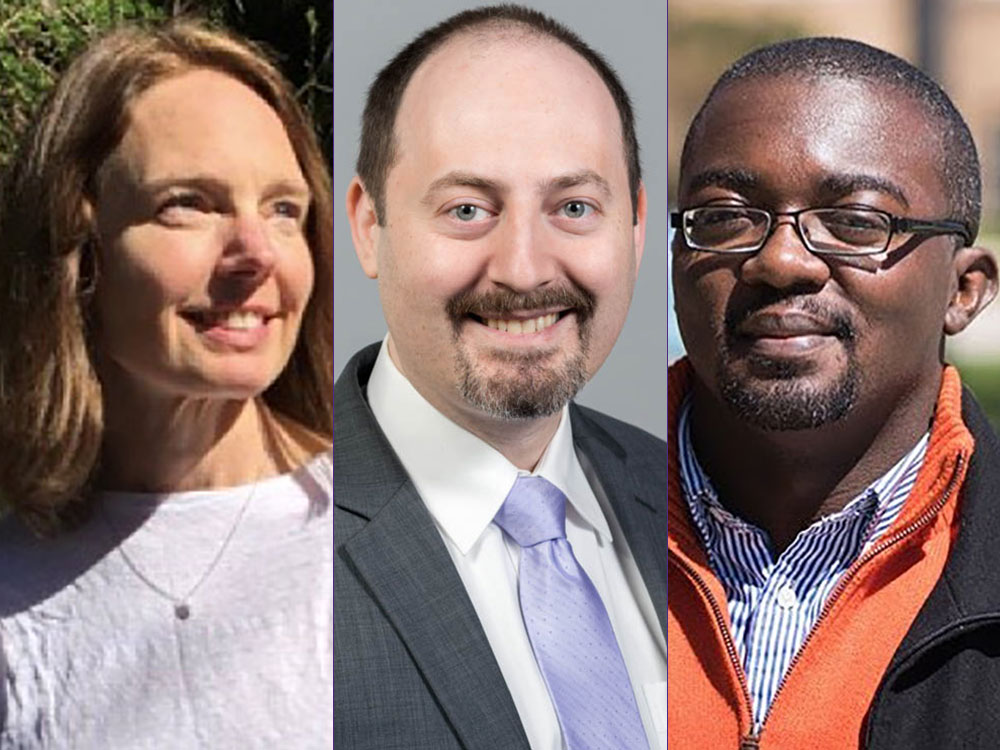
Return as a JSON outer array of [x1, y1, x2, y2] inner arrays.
[[571, 404, 666, 463]]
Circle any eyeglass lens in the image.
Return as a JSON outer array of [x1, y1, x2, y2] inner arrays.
[[684, 207, 892, 254]]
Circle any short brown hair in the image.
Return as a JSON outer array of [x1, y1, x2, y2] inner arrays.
[[0, 21, 333, 535], [356, 3, 641, 224]]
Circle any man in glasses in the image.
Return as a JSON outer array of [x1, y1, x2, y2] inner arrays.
[[669, 37, 1000, 748]]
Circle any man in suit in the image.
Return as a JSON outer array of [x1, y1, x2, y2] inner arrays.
[[335, 5, 666, 749]]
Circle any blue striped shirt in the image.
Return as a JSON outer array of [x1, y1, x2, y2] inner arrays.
[[677, 397, 929, 730]]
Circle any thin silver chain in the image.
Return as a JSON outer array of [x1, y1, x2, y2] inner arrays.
[[101, 478, 258, 620]]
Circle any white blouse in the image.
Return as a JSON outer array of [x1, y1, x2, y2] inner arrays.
[[0, 453, 332, 749]]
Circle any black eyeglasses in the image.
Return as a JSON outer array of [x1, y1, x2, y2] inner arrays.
[[670, 206, 972, 256]]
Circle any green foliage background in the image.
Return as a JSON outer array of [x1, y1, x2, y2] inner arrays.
[[0, 0, 332, 170]]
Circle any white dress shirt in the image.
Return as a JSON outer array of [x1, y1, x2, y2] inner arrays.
[[367, 338, 667, 750]]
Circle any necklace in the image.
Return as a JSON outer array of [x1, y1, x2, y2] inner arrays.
[[102, 479, 257, 621]]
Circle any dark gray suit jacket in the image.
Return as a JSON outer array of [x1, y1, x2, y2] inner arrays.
[[334, 343, 668, 749]]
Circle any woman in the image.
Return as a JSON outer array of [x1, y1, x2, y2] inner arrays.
[[0, 21, 333, 748]]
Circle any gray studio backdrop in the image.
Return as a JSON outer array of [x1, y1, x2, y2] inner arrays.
[[334, 1, 668, 440]]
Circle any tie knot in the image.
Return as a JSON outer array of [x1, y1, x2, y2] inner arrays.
[[494, 475, 567, 547]]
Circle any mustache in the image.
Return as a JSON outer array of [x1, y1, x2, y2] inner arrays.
[[723, 292, 857, 342], [446, 285, 597, 322]]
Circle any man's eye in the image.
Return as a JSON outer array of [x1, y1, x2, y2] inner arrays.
[[697, 208, 753, 225], [560, 201, 593, 219], [449, 204, 492, 222]]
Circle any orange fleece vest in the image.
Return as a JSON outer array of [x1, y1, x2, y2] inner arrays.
[[667, 359, 973, 749]]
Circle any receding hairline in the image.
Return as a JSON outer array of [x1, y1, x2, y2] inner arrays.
[[386, 24, 627, 187], [403, 21, 596, 93], [411, 15, 613, 76], [356, 4, 641, 225]]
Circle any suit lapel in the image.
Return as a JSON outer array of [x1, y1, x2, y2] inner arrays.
[[572, 408, 669, 637], [336, 346, 529, 749], [340, 483, 529, 749]]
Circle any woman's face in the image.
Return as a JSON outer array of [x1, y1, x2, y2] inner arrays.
[[92, 68, 314, 402]]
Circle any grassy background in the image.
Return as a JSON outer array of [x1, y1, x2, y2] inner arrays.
[[951, 359, 1000, 430]]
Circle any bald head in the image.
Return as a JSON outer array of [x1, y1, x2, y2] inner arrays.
[[355, 4, 640, 224]]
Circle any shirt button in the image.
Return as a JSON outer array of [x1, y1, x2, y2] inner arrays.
[[777, 586, 798, 610]]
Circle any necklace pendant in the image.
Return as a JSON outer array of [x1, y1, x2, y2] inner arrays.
[[174, 603, 191, 620]]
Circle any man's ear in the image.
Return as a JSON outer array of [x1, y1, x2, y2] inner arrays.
[[346, 176, 380, 279], [945, 245, 999, 335], [632, 181, 647, 277]]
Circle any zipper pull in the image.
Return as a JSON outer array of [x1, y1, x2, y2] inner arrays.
[[740, 734, 760, 749]]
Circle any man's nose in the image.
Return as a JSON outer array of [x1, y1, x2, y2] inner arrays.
[[485, 208, 557, 292], [739, 218, 831, 289]]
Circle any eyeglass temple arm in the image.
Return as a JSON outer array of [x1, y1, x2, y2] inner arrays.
[[893, 217, 973, 246]]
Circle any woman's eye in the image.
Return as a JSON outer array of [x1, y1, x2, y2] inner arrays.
[[449, 204, 492, 222], [159, 192, 210, 216], [560, 201, 593, 219], [273, 200, 305, 220]]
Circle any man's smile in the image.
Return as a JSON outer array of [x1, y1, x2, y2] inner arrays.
[[460, 309, 578, 353], [481, 311, 561, 334]]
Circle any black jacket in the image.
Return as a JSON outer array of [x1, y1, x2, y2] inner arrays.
[[867, 389, 1000, 748]]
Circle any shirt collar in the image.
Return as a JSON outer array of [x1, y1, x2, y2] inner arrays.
[[677, 394, 929, 552], [367, 337, 611, 554]]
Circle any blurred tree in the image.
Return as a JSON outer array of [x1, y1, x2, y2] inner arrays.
[[0, 0, 165, 169], [0, 0, 330, 170], [950, 358, 1000, 432], [181, 0, 332, 162]]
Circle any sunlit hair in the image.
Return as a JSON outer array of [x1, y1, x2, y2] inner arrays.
[[0, 21, 333, 535]]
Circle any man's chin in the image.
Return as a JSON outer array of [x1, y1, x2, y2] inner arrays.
[[457, 352, 590, 421], [717, 364, 860, 432], [734, 338, 847, 381]]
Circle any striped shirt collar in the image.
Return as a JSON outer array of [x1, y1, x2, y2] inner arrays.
[[677, 396, 930, 559]]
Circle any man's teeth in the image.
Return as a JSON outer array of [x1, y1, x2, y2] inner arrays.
[[484, 313, 559, 334]]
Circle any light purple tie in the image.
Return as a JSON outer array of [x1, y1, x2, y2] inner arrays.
[[494, 475, 649, 750]]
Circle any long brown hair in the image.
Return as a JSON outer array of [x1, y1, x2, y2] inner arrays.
[[0, 21, 333, 535]]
